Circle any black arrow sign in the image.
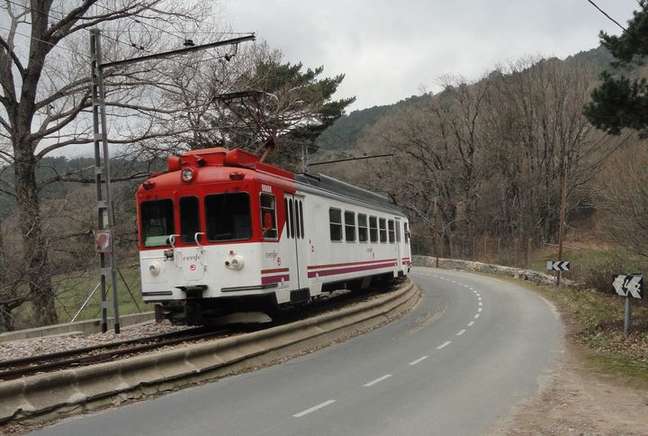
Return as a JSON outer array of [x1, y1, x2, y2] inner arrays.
[[546, 260, 570, 272]]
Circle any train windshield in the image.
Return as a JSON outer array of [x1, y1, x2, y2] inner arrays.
[[140, 199, 175, 247], [205, 193, 251, 241]]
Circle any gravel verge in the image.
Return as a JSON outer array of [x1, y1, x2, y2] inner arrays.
[[0, 321, 189, 362]]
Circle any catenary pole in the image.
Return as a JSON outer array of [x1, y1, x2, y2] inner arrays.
[[89, 30, 256, 333], [95, 31, 121, 334], [90, 29, 110, 333]]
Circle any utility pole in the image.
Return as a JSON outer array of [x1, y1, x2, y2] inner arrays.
[[556, 154, 568, 288], [89, 30, 255, 333]]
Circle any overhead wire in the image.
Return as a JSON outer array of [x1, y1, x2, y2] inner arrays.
[[584, 0, 627, 32], [1, 0, 253, 74]]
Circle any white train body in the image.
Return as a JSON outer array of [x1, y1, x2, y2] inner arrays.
[[136, 148, 411, 324]]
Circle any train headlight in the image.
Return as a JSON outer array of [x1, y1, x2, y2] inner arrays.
[[149, 262, 161, 276], [225, 255, 244, 271], [181, 168, 194, 183]]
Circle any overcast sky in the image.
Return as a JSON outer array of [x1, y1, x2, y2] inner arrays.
[[222, 0, 635, 111]]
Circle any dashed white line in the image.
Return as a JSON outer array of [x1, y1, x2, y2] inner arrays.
[[364, 374, 392, 387], [477, 307, 482, 313], [467, 321, 475, 327], [478, 302, 483, 307], [456, 329, 466, 336], [293, 400, 336, 418], [474, 313, 480, 319], [409, 355, 429, 366], [436, 340, 452, 350]]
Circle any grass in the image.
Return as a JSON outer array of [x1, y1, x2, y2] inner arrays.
[[503, 275, 648, 388], [13, 262, 149, 328], [528, 245, 648, 293]]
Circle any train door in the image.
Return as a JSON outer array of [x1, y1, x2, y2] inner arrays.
[[395, 218, 403, 272], [284, 194, 308, 293], [178, 196, 205, 284]]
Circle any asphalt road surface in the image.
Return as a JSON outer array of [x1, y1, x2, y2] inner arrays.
[[35, 267, 563, 436]]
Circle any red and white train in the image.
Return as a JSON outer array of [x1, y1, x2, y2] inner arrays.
[[136, 147, 411, 324]]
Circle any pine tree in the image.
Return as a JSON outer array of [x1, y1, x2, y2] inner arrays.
[[584, 1, 648, 135]]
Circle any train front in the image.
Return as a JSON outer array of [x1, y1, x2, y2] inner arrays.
[[135, 147, 288, 324]]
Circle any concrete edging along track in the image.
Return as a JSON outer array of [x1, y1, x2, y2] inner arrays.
[[413, 255, 579, 287], [0, 280, 419, 423]]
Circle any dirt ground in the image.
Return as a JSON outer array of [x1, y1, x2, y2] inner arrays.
[[492, 336, 648, 435]]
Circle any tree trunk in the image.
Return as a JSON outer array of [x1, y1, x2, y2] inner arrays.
[[13, 146, 58, 326]]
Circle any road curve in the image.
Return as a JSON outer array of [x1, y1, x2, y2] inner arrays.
[[34, 267, 563, 436]]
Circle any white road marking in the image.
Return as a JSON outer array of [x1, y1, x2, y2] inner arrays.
[[436, 340, 452, 350], [456, 329, 466, 336], [409, 355, 429, 366], [477, 307, 482, 313], [364, 374, 392, 387], [293, 400, 336, 418], [478, 302, 483, 307], [474, 313, 480, 319], [467, 321, 475, 327]]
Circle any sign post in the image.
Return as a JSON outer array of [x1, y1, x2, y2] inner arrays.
[[612, 274, 643, 336], [546, 260, 570, 287]]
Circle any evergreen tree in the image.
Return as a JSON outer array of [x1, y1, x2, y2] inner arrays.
[[585, 1, 648, 135], [207, 57, 355, 169]]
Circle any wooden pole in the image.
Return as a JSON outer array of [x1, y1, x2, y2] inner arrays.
[[557, 157, 568, 288]]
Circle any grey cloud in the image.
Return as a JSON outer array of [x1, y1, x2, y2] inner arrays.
[[222, 0, 634, 110]]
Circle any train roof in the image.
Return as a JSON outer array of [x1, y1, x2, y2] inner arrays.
[[295, 173, 405, 216], [140, 147, 406, 216]]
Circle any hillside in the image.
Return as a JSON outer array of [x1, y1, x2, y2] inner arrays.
[[316, 46, 613, 156]]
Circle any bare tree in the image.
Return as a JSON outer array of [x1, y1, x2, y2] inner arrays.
[[340, 56, 628, 264], [0, 0, 210, 325]]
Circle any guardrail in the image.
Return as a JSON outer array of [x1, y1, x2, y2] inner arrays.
[[0, 280, 419, 423]]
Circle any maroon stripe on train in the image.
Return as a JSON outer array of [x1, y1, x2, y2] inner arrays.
[[261, 267, 290, 274], [307, 261, 396, 278], [307, 258, 397, 270], [261, 274, 290, 285]]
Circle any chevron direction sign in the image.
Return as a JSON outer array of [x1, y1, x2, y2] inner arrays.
[[546, 260, 570, 272], [612, 274, 643, 299]]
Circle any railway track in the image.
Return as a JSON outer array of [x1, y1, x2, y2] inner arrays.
[[0, 282, 400, 382], [0, 326, 237, 381]]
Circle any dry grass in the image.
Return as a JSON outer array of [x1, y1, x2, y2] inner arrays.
[[523, 279, 648, 387]]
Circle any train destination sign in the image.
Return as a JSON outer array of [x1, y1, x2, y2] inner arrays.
[[546, 260, 570, 272]]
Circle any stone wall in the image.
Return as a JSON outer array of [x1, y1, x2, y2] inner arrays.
[[412, 255, 579, 288]]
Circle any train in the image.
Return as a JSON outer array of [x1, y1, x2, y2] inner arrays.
[[136, 147, 412, 324]]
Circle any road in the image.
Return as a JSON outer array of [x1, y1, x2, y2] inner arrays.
[[35, 267, 563, 436]]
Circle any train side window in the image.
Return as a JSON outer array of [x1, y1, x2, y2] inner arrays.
[[396, 221, 401, 242], [284, 198, 291, 238], [294, 199, 301, 239], [141, 199, 174, 247], [388, 220, 395, 243], [369, 216, 378, 242], [344, 211, 356, 242], [289, 199, 296, 239], [358, 214, 368, 242], [180, 197, 200, 244], [298, 200, 305, 238], [260, 193, 278, 240], [329, 208, 342, 242], [205, 193, 251, 241], [379, 218, 387, 243], [404, 222, 410, 243]]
